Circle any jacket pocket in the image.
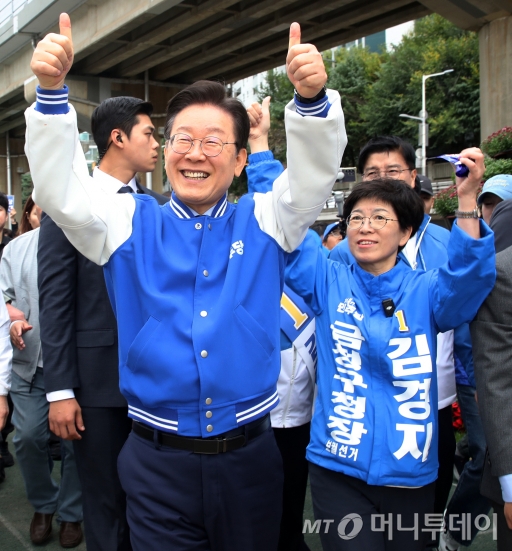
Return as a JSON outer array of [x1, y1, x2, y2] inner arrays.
[[76, 330, 115, 348], [126, 317, 161, 373], [234, 304, 275, 358]]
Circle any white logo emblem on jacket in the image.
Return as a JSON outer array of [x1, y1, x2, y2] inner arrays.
[[337, 298, 363, 321], [229, 240, 244, 259]]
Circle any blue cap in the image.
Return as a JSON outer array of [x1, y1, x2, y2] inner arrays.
[[478, 174, 512, 205], [323, 222, 339, 241]]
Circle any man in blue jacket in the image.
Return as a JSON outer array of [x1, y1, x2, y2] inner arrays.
[[25, 14, 346, 551]]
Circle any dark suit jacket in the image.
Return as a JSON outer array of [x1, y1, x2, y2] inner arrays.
[[38, 183, 168, 407], [471, 245, 512, 504]]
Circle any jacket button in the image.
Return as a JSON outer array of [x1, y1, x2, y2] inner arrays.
[[206, 411, 212, 418], [205, 398, 212, 405], [206, 425, 213, 432], [201, 350, 208, 358], [200, 310, 207, 317], [195, 222, 202, 230], [203, 270, 209, 277]]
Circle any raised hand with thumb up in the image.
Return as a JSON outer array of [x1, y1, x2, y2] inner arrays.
[[286, 22, 327, 99], [30, 13, 74, 90], [247, 96, 271, 153]]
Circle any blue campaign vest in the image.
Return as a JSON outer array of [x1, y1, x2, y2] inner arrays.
[[285, 223, 495, 487], [103, 192, 286, 437]]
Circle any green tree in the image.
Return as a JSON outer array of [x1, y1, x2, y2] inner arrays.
[[362, 14, 480, 154], [256, 14, 479, 165], [327, 46, 381, 166], [258, 69, 295, 163]]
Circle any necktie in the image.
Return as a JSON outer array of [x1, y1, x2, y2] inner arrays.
[[118, 186, 134, 194]]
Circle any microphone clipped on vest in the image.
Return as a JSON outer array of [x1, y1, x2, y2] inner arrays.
[[382, 298, 396, 318]]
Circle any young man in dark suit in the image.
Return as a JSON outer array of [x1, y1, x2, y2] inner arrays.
[[37, 96, 168, 551]]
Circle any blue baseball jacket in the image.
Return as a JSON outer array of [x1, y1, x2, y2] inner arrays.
[[26, 86, 347, 438]]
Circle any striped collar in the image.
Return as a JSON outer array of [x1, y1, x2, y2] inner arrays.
[[169, 192, 228, 219]]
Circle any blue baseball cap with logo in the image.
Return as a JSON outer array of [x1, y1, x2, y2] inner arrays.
[[478, 174, 512, 205]]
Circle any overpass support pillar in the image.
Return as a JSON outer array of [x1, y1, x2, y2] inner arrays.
[[479, 16, 512, 140]]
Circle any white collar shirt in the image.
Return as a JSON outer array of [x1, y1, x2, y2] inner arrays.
[[93, 167, 138, 194]]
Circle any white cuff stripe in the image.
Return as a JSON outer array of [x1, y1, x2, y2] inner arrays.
[[37, 93, 69, 99], [296, 105, 329, 117], [36, 99, 69, 105], [295, 97, 329, 111]]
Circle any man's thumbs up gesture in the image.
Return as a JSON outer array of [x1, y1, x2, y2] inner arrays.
[[30, 13, 74, 90], [286, 22, 327, 99]]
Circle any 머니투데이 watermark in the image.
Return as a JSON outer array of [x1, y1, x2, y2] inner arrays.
[[303, 513, 498, 541]]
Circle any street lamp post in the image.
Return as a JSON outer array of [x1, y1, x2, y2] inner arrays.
[[421, 70, 453, 175], [400, 69, 453, 176]]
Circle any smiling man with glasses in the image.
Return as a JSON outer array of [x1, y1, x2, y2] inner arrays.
[[25, 14, 346, 551]]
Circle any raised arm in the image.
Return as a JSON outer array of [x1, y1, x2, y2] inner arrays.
[[430, 224, 495, 331], [453, 147, 484, 239], [246, 97, 285, 194], [253, 24, 346, 252], [25, 14, 134, 266]]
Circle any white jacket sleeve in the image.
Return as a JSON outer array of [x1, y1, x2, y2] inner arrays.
[[253, 89, 346, 252], [25, 104, 135, 266]]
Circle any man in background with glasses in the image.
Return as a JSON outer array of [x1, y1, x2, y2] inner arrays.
[[25, 14, 346, 551]]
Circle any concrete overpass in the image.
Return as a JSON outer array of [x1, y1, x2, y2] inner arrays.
[[0, 0, 511, 202]]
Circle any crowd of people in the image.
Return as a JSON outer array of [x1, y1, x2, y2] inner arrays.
[[0, 11, 511, 551]]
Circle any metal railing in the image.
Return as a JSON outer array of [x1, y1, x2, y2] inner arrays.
[[0, 0, 30, 29]]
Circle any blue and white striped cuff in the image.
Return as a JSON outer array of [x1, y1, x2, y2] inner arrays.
[[294, 94, 330, 118], [35, 85, 69, 115]]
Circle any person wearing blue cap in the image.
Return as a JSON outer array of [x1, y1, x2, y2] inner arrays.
[[477, 174, 512, 225], [322, 222, 344, 251]]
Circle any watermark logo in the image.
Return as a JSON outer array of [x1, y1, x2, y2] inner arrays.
[[337, 513, 363, 540], [303, 513, 498, 541]]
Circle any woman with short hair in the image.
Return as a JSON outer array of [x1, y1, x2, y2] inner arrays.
[[285, 163, 495, 550]]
